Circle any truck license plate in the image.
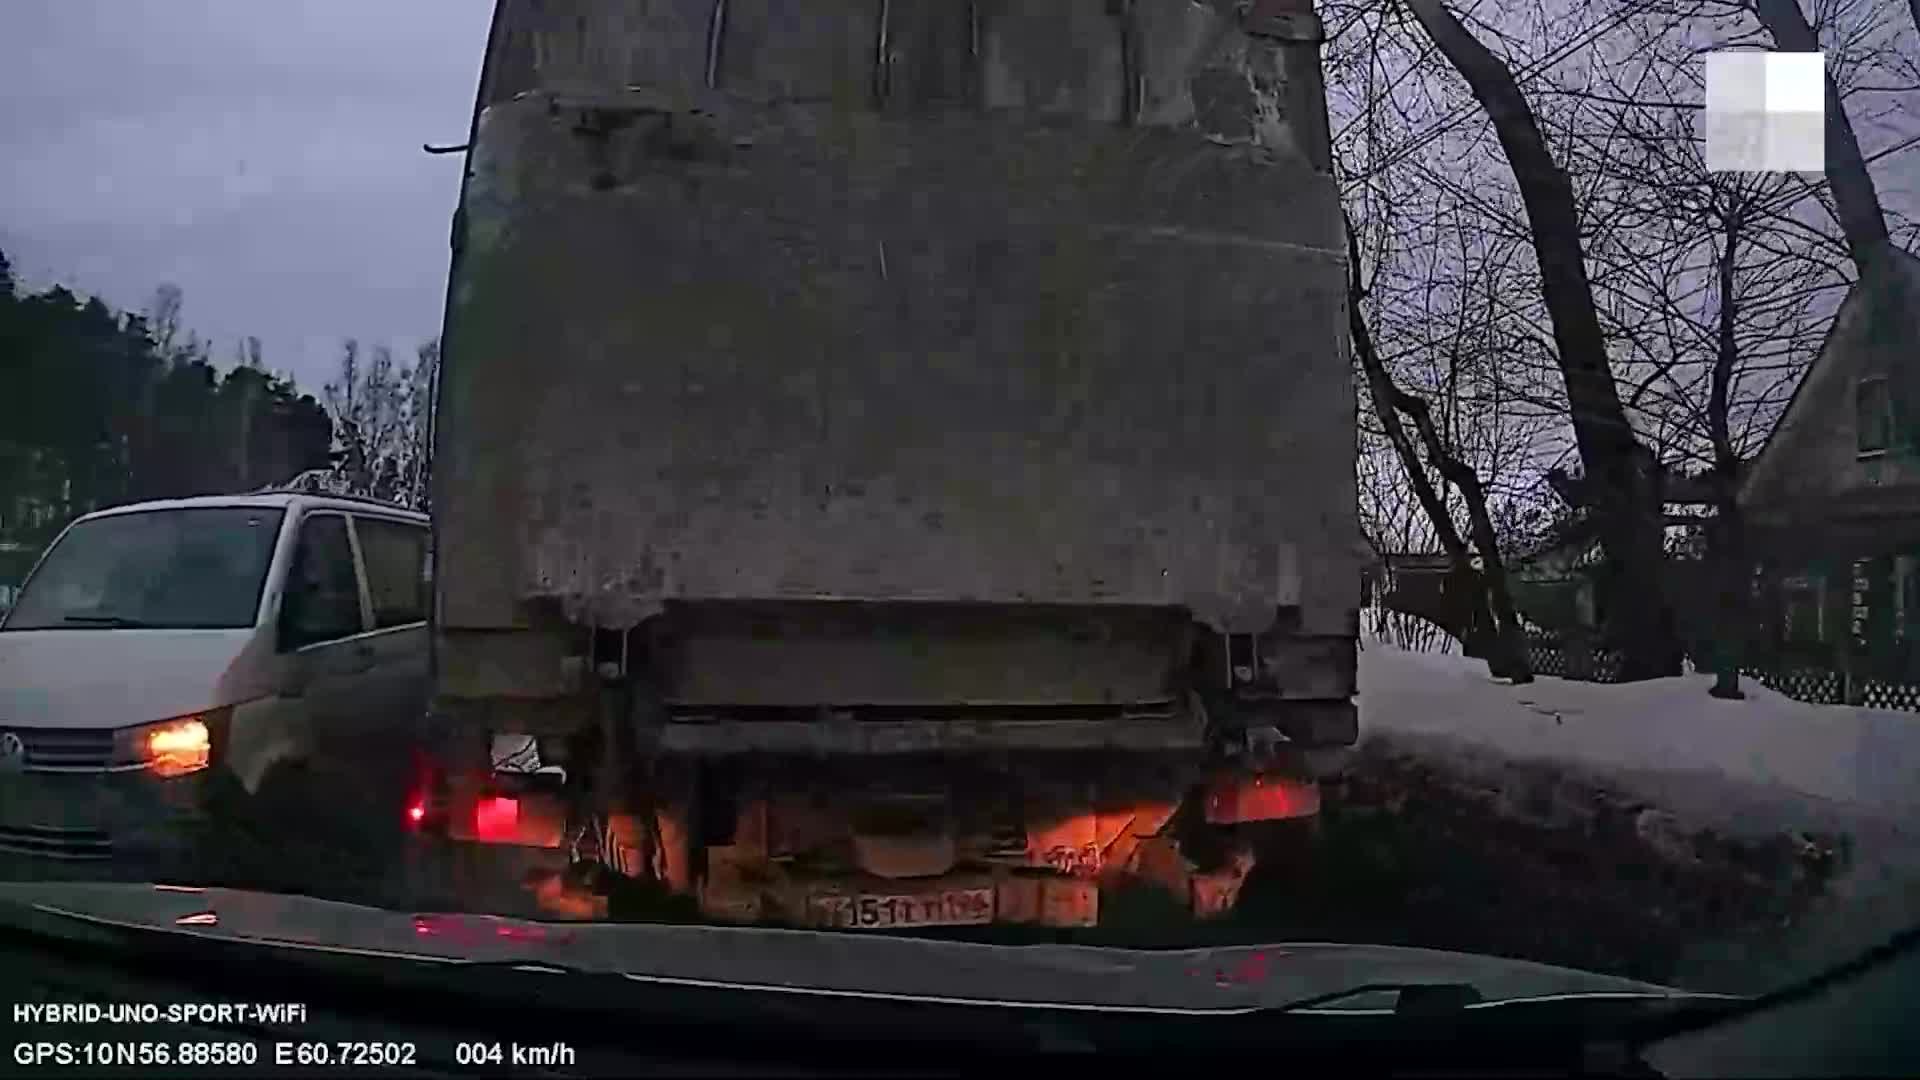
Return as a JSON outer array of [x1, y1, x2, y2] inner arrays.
[[808, 887, 994, 929]]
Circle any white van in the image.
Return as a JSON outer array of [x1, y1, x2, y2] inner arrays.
[[0, 493, 431, 868]]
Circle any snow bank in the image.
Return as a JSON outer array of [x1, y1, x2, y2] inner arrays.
[[1358, 644, 1920, 991], [1359, 645, 1920, 822]]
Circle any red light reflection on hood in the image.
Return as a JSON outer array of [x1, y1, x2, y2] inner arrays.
[[411, 913, 576, 948], [1188, 949, 1287, 986]]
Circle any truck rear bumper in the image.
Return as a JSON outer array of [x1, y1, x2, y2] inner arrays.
[[653, 715, 1207, 755]]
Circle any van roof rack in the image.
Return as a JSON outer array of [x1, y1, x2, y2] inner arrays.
[[249, 474, 423, 514]]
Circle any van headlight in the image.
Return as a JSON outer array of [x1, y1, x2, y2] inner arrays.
[[116, 714, 214, 777]]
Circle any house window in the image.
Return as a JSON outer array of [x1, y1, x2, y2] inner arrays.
[[1857, 376, 1891, 456], [1782, 574, 1824, 645]]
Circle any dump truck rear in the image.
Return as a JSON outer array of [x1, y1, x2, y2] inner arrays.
[[418, 0, 1360, 928]]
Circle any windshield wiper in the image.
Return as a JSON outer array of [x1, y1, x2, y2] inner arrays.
[[60, 614, 153, 628], [1279, 981, 1744, 1024]]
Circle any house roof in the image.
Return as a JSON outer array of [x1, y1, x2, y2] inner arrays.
[[1738, 246, 1920, 509]]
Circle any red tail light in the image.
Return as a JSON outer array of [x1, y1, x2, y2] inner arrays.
[[1204, 771, 1321, 824], [474, 796, 520, 841]]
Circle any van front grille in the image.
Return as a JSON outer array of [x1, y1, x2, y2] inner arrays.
[[1, 728, 118, 772], [0, 823, 113, 860]]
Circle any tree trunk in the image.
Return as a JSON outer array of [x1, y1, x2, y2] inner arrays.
[[1751, 0, 1914, 475], [1346, 226, 1469, 568], [1708, 502, 1750, 698], [1751, 0, 1891, 277], [1405, 0, 1680, 680], [1394, 383, 1535, 684], [1710, 212, 1747, 699]]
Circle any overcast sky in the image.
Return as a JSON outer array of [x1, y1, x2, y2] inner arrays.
[[2, 2, 1912, 400], [0, 1, 490, 392]]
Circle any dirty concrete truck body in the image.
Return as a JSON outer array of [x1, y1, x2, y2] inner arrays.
[[425, 0, 1359, 926]]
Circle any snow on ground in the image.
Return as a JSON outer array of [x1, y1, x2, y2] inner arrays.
[[1358, 637, 1920, 989], [1360, 637, 1920, 822]]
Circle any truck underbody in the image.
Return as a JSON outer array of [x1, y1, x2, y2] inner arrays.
[[422, 0, 1359, 927], [419, 600, 1346, 925], [422, 742, 1327, 927]]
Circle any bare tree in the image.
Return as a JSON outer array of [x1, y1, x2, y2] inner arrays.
[[320, 337, 438, 510], [399, 338, 439, 511], [1330, 0, 1915, 690], [1551, 27, 1813, 696], [1749, 0, 1893, 273], [1575, 0, 1916, 693], [1403, 0, 1683, 680], [325, 340, 404, 501], [146, 284, 183, 360], [1349, 214, 1534, 680]]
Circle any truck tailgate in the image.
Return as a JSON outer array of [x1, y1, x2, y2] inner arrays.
[[436, 2, 1358, 639]]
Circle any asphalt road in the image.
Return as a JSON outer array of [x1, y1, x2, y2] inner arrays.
[[0, 741, 1868, 997]]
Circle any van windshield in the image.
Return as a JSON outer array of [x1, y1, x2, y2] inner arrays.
[[3, 507, 286, 631]]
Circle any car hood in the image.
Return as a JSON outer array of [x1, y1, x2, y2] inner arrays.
[[0, 881, 1696, 1012], [0, 630, 255, 729]]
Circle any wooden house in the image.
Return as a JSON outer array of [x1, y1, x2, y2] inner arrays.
[[1737, 247, 1920, 703]]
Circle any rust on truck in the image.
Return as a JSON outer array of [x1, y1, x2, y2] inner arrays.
[[423, 0, 1359, 928]]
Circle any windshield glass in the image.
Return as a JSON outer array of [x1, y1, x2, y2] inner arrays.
[[3, 507, 284, 631], [5, 0, 1920, 1054]]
